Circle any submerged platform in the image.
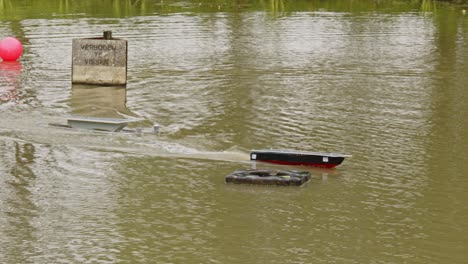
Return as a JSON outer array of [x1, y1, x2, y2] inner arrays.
[[225, 169, 311, 186]]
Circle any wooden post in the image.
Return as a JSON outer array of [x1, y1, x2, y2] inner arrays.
[[103, 31, 112, 40]]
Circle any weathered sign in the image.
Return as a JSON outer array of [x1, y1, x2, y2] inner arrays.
[[72, 31, 127, 85]]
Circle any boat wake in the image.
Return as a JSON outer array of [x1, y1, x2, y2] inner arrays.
[[0, 111, 251, 164]]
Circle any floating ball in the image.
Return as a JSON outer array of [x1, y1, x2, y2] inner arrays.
[[0, 37, 23, 61]]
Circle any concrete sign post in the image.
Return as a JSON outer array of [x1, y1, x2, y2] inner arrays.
[[72, 31, 127, 86]]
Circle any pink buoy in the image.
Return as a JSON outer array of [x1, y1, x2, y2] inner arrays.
[[0, 37, 23, 61]]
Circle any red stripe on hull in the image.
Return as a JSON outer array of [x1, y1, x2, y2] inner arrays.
[[256, 159, 339, 168]]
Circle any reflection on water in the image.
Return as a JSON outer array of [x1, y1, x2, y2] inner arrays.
[[70, 84, 131, 118], [0, 1, 467, 263], [2, 142, 38, 264], [69, 84, 163, 130], [0, 61, 22, 104], [0, 0, 437, 20]]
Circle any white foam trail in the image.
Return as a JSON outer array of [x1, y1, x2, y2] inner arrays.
[[0, 111, 250, 164]]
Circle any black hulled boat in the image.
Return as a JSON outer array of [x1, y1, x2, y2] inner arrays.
[[250, 149, 350, 168]]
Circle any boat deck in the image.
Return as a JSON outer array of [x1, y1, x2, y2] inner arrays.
[[66, 116, 142, 132]]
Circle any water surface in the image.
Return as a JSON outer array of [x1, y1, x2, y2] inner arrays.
[[1, 1, 467, 263]]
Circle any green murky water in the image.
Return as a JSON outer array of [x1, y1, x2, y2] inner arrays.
[[1, 1, 467, 263]]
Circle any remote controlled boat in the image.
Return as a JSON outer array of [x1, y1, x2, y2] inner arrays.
[[250, 149, 350, 168]]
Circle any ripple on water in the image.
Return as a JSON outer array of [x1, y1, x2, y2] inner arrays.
[[0, 8, 467, 264]]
